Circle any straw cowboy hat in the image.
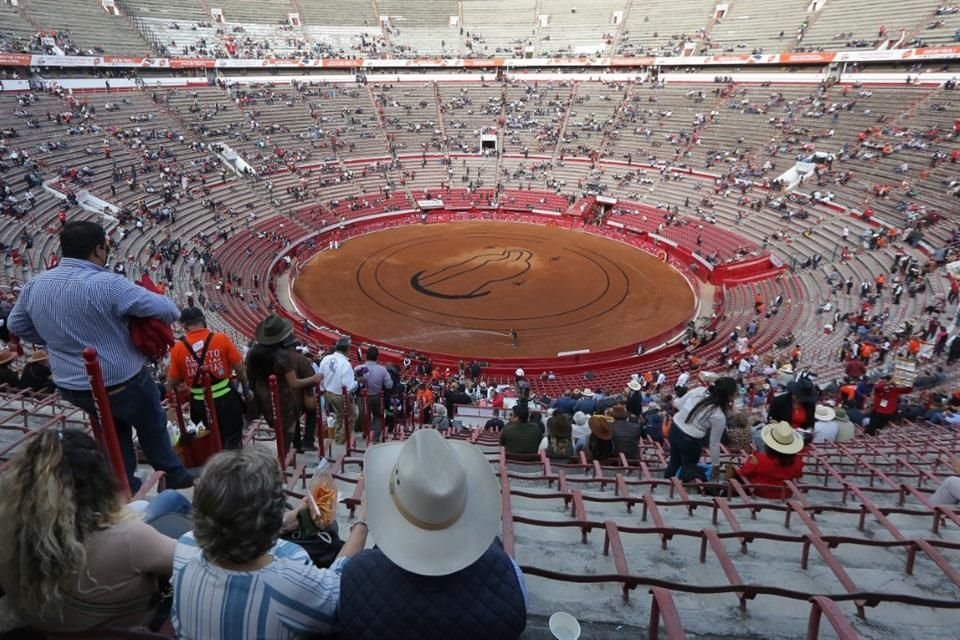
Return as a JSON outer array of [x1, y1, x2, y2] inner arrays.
[[761, 421, 804, 455], [0, 350, 16, 366], [28, 350, 48, 364], [364, 429, 501, 576], [627, 379, 642, 392], [588, 415, 613, 440], [255, 314, 293, 346], [814, 405, 836, 422], [580, 388, 595, 397]]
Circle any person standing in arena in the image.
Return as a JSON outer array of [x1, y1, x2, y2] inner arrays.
[[167, 307, 251, 450], [7, 221, 194, 491]]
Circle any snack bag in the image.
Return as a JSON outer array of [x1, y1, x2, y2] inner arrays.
[[307, 458, 338, 528]]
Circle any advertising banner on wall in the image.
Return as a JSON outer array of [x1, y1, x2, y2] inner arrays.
[[3, 45, 960, 70]]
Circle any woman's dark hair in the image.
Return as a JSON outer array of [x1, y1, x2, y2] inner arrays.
[[60, 221, 107, 260], [687, 376, 738, 423], [764, 445, 798, 468]]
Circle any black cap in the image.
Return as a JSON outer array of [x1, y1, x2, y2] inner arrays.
[[180, 307, 205, 325]]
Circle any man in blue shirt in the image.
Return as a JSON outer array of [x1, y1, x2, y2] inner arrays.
[[8, 221, 192, 491], [355, 346, 393, 442]]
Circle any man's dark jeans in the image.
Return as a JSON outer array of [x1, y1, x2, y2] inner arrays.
[[59, 367, 190, 492]]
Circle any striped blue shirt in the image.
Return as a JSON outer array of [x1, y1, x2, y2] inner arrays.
[[7, 258, 180, 390], [172, 533, 345, 640]]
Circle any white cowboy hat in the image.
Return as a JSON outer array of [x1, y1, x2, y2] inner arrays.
[[627, 380, 642, 391], [580, 388, 595, 397], [364, 429, 501, 576], [761, 421, 804, 455], [698, 371, 719, 384], [814, 405, 836, 422]]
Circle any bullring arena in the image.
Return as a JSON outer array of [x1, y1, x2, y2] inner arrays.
[[293, 220, 697, 358], [1, 0, 960, 638]]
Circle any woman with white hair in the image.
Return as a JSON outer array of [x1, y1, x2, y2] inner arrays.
[[431, 403, 451, 430]]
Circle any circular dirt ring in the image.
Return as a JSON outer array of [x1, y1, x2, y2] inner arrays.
[[292, 222, 697, 359]]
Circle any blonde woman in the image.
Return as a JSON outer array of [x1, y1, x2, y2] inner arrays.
[[0, 429, 184, 632]]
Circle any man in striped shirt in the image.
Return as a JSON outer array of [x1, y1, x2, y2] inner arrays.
[[8, 221, 192, 491]]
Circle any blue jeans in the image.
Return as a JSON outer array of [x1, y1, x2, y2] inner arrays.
[[59, 367, 189, 492], [144, 489, 192, 522], [144, 489, 193, 540], [664, 424, 704, 478]]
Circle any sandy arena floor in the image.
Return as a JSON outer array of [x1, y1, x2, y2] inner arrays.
[[293, 222, 697, 358]]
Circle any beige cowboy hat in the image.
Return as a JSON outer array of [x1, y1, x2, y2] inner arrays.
[[814, 405, 836, 422], [627, 380, 642, 391], [28, 350, 48, 363], [580, 388, 595, 397], [761, 421, 804, 455], [0, 350, 16, 366], [364, 429, 501, 576]]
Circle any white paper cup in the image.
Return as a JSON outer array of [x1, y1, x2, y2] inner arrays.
[[548, 611, 581, 640]]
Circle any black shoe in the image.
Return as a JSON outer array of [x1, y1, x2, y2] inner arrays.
[[167, 468, 201, 490]]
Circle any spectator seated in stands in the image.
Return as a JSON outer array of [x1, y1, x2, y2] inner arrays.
[[833, 404, 857, 442], [0, 349, 19, 387], [586, 414, 615, 461], [171, 447, 368, 639], [484, 408, 505, 431], [339, 428, 528, 639], [811, 404, 839, 443], [539, 412, 574, 459], [430, 403, 451, 430], [725, 421, 805, 499], [0, 429, 192, 634], [499, 402, 542, 456], [19, 349, 54, 393], [571, 410, 590, 451], [643, 402, 665, 444], [723, 412, 754, 453], [930, 456, 960, 507], [610, 404, 643, 461]]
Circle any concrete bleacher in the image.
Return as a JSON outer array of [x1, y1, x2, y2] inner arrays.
[[800, 0, 941, 51], [711, 0, 810, 53], [617, 0, 714, 56], [20, 0, 152, 55], [461, 0, 538, 55], [537, 0, 620, 56], [124, 0, 209, 22]]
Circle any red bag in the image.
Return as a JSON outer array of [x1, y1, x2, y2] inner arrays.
[[129, 274, 174, 361]]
